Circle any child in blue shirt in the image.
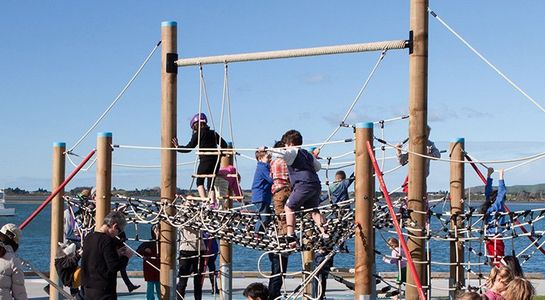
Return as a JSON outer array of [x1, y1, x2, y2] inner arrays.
[[481, 168, 507, 267], [321, 170, 355, 203], [252, 147, 273, 233]]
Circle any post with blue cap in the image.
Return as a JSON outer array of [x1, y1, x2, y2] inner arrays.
[[219, 142, 234, 299], [49, 142, 66, 300], [354, 122, 375, 299], [449, 138, 465, 298], [160, 20, 178, 299], [95, 132, 113, 228]]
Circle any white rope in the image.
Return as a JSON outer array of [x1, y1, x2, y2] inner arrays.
[[176, 40, 407, 66], [67, 41, 161, 153], [112, 160, 196, 169], [319, 50, 387, 150], [429, 8, 545, 115], [114, 138, 352, 152], [383, 139, 545, 165], [373, 115, 409, 125], [504, 152, 545, 172]]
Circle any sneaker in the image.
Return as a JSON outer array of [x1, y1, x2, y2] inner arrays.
[[285, 235, 298, 249]]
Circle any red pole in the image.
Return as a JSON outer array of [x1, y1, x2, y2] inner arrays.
[[366, 141, 426, 300], [19, 149, 96, 230], [465, 154, 545, 256]]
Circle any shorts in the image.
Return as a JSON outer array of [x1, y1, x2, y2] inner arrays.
[[286, 183, 321, 210], [486, 239, 505, 267], [196, 159, 220, 188]]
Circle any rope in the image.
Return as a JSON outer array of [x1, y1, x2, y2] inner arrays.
[[428, 8, 545, 115], [176, 40, 407, 66], [378, 138, 545, 165], [113, 138, 353, 152], [366, 140, 426, 300], [67, 40, 161, 153], [319, 50, 387, 150]]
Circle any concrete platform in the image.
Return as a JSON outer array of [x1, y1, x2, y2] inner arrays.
[[23, 276, 545, 299]]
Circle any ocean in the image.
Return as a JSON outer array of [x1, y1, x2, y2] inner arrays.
[[2, 201, 545, 276]]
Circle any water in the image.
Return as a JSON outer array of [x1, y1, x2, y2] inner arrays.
[[3, 201, 545, 276]]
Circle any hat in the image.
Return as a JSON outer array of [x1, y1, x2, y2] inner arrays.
[[0, 223, 21, 245]]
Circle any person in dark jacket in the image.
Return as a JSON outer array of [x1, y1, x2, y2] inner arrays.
[[173, 113, 228, 206], [81, 211, 132, 300]]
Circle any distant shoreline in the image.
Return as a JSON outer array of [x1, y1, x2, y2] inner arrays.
[[5, 194, 545, 204]]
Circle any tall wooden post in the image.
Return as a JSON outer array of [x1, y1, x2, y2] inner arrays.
[[95, 132, 112, 227], [160, 20, 178, 300], [219, 142, 233, 300], [449, 138, 465, 299], [355, 122, 375, 300], [407, 0, 429, 299], [49, 142, 65, 300]]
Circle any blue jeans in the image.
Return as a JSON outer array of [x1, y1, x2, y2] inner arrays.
[[312, 251, 333, 300], [268, 252, 289, 300], [146, 281, 160, 300], [254, 202, 272, 232]]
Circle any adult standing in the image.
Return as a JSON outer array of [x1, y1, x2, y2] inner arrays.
[[81, 211, 132, 300], [0, 223, 27, 300]]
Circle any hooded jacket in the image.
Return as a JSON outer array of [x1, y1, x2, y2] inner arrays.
[[0, 244, 27, 300]]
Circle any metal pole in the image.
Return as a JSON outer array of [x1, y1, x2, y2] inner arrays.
[[160, 20, 178, 300], [354, 122, 375, 300], [49, 142, 65, 300], [407, 0, 429, 299], [219, 143, 233, 300], [95, 132, 112, 228], [449, 138, 465, 299]]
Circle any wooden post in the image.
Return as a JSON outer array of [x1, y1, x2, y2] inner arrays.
[[160, 20, 178, 300], [303, 250, 314, 299], [449, 138, 465, 299], [95, 132, 112, 227], [407, 0, 429, 299], [49, 142, 65, 300], [219, 142, 233, 300], [354, 122, 375, 300]]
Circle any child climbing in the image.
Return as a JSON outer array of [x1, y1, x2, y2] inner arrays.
[[481, 168, 507, 267], [321, 170, 354, 203], [274, 129, 327, 247], [173, 113, 228, 206], [251, 147, 273, 233]]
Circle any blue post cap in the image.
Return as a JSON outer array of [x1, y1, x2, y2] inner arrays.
[[161, 21, 177, 27], [453, 137, 465, 143], [355, 122, 373, 129], [97, 132, 112, 137], [53, 142, 66, 147]]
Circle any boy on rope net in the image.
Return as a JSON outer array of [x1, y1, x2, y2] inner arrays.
[[173, 113, 228, 207], [481, 168, 507, 267], [274, 129, 328, 248], [251, 146, 273, 234]]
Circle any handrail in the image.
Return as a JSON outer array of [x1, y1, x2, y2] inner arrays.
[[19, 149, 96, 230], [366, 141, 426, 300]]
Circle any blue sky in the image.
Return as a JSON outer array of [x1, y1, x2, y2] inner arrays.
[[1, 1, 545, 192]]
